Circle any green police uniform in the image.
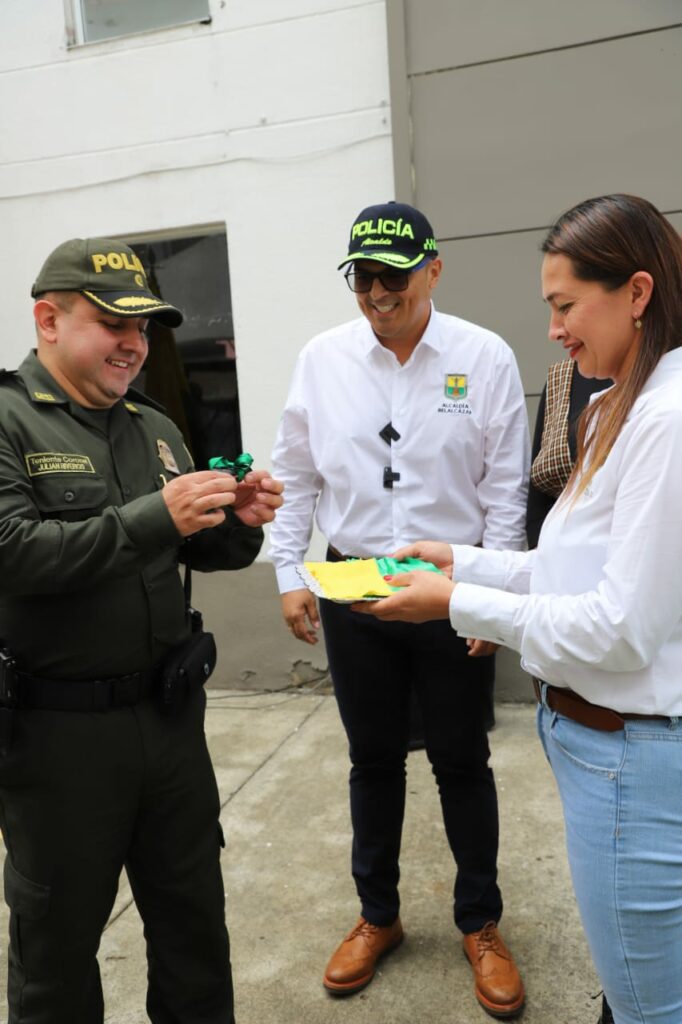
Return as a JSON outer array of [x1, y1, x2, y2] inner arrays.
[[0, 353, 261, 1023]]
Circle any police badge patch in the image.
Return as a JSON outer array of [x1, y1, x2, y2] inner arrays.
[[444, 374, 468, 401], [157, 439, 180, 474]]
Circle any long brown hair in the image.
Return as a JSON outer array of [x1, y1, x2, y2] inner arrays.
[[541, 194, 682, 501]]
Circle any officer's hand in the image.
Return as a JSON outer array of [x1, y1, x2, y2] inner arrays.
[[391, 541, 454, 578], [162, 471, 238, 536], [281, 589, 320, 645], [232, 470, 284, 527], [466, 639, 500, 657]]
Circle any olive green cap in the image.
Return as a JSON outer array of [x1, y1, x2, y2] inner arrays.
[[31, 237, 183, 327]]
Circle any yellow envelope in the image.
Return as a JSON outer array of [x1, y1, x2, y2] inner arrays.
[[300, 559, 394, 601]]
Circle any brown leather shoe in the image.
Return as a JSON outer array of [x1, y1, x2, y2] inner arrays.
[[463, 922, 525, 1018], [323, 916, 404, 995]]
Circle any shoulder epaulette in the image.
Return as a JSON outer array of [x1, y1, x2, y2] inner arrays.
[[0, 369, 17, 385]]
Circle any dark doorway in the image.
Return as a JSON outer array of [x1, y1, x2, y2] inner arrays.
[[124, 229, 241, 470]]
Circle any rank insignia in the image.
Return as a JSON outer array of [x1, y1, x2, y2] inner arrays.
[[157, 439, 180, 474], [444, 374, 468, 401]]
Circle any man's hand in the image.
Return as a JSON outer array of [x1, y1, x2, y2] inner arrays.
[[232, 470, 284, 527], [162, 471, 239, 537], [281, 589, 320, 645], [466, 639, 499, 657], [352, 571, 455, 623], [391, 541, 454, 578]]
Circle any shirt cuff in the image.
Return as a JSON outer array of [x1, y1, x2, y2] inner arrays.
[[276, 563, 306, 593], [118, 492, 180, 552], [449, 581, 524, 650]]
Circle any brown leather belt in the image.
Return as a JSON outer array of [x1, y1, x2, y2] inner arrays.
[[533, 678, 669, 732]]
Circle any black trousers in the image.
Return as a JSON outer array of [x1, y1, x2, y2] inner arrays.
[[319, 598, 502, 934], [0, 687, 234, 1024]]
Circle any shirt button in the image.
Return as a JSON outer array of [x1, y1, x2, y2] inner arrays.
[[147, 583, 154, 593], [123, 486, 131, 497], [64, 490, 75, 502]]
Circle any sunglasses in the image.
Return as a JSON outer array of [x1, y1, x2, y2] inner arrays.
[[344, 259, 430, 294]]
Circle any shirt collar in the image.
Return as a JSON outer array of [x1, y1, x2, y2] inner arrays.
[[17, 351, 71, 405], [640, 346, 682, 396], [16, 350, 144, 416], [359, 302, 443, 359]]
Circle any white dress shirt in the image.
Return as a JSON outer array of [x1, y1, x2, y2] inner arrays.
[[270, 305, 530, 593], [450, 347, 682, 716]]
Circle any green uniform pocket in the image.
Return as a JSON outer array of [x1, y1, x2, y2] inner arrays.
[[31, 473, 109, 522]]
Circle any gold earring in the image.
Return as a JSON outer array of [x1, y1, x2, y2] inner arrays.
[[634, 317, 642, 329]]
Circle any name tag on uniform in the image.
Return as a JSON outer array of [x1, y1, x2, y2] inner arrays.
[[25, 452, 95, 476]]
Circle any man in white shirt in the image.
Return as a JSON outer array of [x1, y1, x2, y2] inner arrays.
[[269, 201, 529, 1018]]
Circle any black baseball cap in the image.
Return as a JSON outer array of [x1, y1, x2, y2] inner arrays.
[[338, 201, 439, 270], [31, 237, 184, 327]]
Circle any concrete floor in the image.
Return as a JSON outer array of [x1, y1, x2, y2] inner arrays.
[[0, 695, 602, 1023]]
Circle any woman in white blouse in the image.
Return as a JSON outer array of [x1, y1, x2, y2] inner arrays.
[[355, 194, 682, 1024]]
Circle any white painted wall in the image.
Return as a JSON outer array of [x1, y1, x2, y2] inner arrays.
[[0, 0, 394, 558]]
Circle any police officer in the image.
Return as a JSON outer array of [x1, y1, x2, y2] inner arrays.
[[0, 237, 283, 1024], [269, 203, 528, 1018]]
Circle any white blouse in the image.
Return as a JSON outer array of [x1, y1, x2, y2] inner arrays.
[[450, 347, 682, 716]]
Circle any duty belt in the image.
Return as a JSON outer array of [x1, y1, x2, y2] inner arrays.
[[0, 653, 159, 713]]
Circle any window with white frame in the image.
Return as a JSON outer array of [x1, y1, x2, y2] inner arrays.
[[66, 0, 211, 45]]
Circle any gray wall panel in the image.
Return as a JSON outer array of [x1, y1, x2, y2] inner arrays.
[[411, 27, 682, 238], [666, 212, 682, 234], [436, 232, 557, 395], [526, 393, 541, 440], [405, 0, 682, 74]]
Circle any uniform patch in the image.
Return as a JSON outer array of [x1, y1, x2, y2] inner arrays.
[[157, 439, 180, 474], [444, 374, 468, 401], [32, 391, 57, 402], [25, 452, 95, 476]]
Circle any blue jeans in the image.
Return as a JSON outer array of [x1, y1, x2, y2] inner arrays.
[[538, 694, 682, 1024]]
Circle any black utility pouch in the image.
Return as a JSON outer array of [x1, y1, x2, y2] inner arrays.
[[159, 631, 217, 716]]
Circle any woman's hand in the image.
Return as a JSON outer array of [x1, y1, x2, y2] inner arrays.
[[352, 570, 455, 623], [391, 541, 454, 579]]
